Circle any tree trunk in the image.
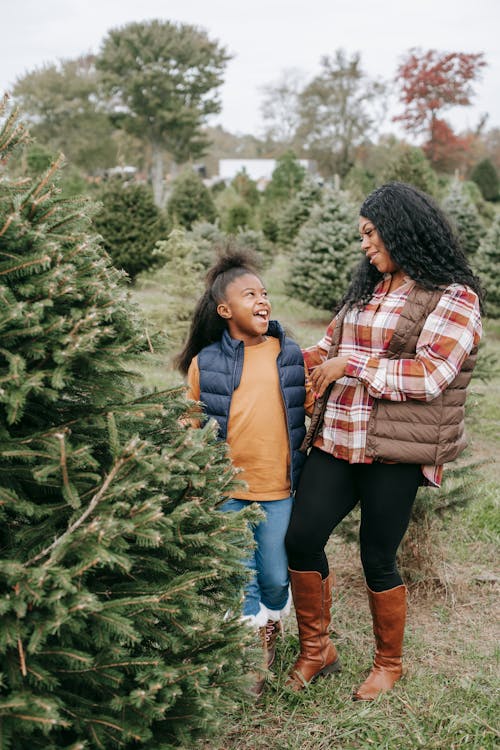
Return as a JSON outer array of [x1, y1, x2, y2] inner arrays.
[[428, 113, 436, 166], [151, 140, 165, 208]]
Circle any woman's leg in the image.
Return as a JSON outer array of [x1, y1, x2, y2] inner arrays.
[[284, 449, 357, 690], [354, 462, 422, 701], [285, 448, 359, 577], [357, 462, 422, 592]]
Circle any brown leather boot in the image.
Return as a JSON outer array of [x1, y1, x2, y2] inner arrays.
[[251, 625, 269, 698], [264, 618, 283, 668], [286, 569, 341, 691], [353, 584, 406, 701]]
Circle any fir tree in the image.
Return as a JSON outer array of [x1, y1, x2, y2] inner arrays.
[[264, 151, 306, 204], [93, 179, 168, 280], [231, 169, 260, 208], [226, 201, 253, 233], [0, 98, 256, 749], [285, 187, 359, 311], [342, 165, 376, 204], [277, 176, 323, 248], [467, 181, 496, 225], [470, 158, 500, 202], [167, 170, 217, 230], [149, 228, 205, 350], [475, 212, 500, 318], [441, 181, 485, 257], [380, 145, 438, 196], [188, 221, 225, 269]]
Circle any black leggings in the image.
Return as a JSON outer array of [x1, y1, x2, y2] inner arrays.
[[285, 448, 422, 592]]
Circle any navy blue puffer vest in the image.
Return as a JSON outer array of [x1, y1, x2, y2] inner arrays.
[[197, 320, 306, 492]]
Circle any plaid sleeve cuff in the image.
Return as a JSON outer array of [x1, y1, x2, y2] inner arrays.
[[344, 353, 373, 379], [302, 346, 327, 371]]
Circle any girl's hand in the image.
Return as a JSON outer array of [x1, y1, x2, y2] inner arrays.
[[310, 356, 349, 397]]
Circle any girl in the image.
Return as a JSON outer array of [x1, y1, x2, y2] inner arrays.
[[176, 249, 312, 696]]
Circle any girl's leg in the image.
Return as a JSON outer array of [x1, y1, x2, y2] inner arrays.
[[357, 462, 422, 591], [254, 496, 293, 615], [218, 497, 265, 624], [285, 448, 359, 578]]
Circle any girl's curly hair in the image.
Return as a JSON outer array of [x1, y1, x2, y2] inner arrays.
[[340, 182, 484, 311], [175, 244, 262, 375]]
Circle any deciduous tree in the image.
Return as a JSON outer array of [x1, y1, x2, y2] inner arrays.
[[260, 68, 305, 148], [480, 127, 500, 173], [394, 49, 486, 168], [13, 55, 122, 173], [97, 20, 230, 207], [297, 50, 387, 178]]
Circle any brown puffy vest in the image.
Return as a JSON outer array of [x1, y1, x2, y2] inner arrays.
[[302, 285, 477, 465]]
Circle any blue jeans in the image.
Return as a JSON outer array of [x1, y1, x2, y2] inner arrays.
[[219, 496, 293, 624]]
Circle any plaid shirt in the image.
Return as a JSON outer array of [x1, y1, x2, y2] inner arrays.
[[303, 275, 482, 486]]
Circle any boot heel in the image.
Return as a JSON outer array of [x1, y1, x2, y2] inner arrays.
[[320, 657, 342, 676]]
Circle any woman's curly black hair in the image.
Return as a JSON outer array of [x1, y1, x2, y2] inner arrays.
[[175, 244, 262, 375], [340, 182, 484, 311]]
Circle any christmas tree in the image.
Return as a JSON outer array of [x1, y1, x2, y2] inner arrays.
[[470, 158, 500, 202], [277, 176, 323, 248], [475, 211, 500, 318], [148, 228, 205, 351], [0, 97, 255, 749], [380, 145, 438, 196], [167, 170, 217, 230], [93, 179, 169, 280], [441, 181, 485, 257], [285, 187, 359, 311]]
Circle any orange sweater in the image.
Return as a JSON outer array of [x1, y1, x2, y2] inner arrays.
[[187, 337, 314, 501]]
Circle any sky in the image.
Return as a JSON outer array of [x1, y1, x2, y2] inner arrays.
[[2, 0, 499, 141]]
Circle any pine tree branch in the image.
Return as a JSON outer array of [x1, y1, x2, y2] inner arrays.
[[17, 637, 27, 677], [10, 714, 66, 726], [0, 214, 15, 237], [57, 430, 72, 500], [28, 155, 64, 204], [0, 255, 51, 276], [25, 450, 134, 566]]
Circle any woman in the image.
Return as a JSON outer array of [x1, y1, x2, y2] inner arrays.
[[285, 182, 483, 699]]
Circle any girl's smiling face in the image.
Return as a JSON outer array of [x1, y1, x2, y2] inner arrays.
[[216, 273, 271, 345]]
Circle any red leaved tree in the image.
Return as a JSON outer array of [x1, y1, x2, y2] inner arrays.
[[425, 119, 475, 173], [394, 49, 486, 170]]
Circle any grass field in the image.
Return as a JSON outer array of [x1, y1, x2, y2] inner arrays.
[[132, 256, 499, 750]]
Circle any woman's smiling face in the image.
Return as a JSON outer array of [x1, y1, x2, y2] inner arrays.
[[359, 216, 400, 275]]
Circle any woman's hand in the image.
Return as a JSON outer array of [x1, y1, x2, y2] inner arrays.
[[310, 356, 350, 397]]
